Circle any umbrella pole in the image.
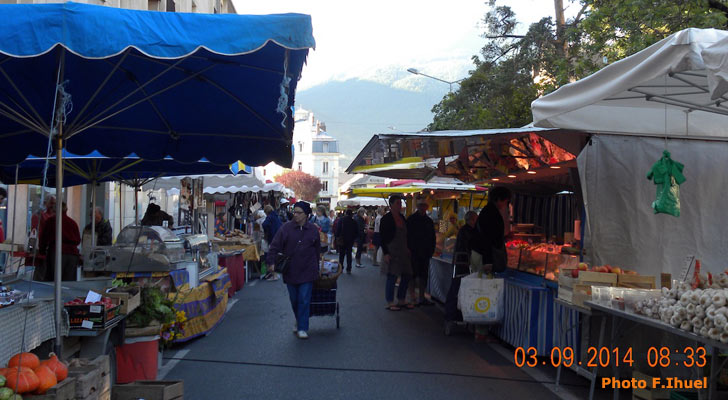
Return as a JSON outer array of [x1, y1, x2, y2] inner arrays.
[[91, 181, 96, 248], [54, 131, 63, 357], [8, 165, 19, 267], [134, 185, 139, 224]]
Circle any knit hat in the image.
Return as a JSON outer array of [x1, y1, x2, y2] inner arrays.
[[293, 201, 311, 215]]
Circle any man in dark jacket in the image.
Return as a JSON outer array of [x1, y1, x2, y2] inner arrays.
[[353, 208, 367, 267], [406, 197, 436, 306], [444, 211, 482, 323], [39, 202, 81, 281], [335, 210, 358, 273], [477, 186, 511, 272], [141, 203, 174, 228], [83, 207, 113, 246]]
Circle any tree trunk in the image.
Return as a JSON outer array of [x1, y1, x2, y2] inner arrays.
[[554, 0, 567, 57]]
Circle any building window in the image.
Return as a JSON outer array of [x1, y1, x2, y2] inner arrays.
[[323, 142, 329, 153], [299, 142, 303, 153], [298, 162, 302, 171], [323, 162, 328, 174], [322, 181, 329, 192], [263, 169, 267, 176]]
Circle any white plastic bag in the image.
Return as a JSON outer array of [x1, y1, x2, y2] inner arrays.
[[457, 273, 504, 324]]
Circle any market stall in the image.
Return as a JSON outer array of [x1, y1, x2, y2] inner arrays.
[[0, 2, 314, 395], [347, 127, 587, 354]]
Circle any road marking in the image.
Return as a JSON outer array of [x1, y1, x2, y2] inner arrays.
[[249, 279, 257, 287], [158, 349, 190, 380], [226, 298, 239, 313], [485, 342, 583, 400]]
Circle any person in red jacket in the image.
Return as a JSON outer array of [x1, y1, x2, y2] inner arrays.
[[39, 202, 81, 281]]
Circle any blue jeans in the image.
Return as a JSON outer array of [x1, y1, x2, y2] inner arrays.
[[287, 282, 313, 332], [385, 274, 410, 304]]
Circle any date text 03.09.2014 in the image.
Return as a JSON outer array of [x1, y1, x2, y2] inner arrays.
[[514, 346, 707, 369]]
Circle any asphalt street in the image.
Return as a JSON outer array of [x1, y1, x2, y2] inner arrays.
[[162, 252, 607, 400]]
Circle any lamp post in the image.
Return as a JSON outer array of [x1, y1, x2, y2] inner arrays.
[[407, 68, 465, 92]]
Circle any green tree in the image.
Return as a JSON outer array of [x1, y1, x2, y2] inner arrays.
[[428, 0, 728, 131]]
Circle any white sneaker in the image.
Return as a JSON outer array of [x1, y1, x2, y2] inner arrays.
[[297, 330, 309, 339]]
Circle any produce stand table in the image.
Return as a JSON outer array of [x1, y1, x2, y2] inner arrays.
[[218, 250, 245, 297], [67, 315, 124, 358], [554, 298, 604, 400], [586, 301, 728, 400], [0, 298, 69, 365], [428, 255, 453, 303], [493, 271, 555, 356]]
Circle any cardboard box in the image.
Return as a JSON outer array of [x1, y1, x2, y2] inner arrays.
[[112, 381, 184, 400], [105, 288, 141, 315], [618, 274, 656, 289]]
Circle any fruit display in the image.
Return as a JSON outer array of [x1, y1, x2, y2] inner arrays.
[[568, 263, 637, 277], [0, 352, 69, 398], [506, 240, 580, 280], [634, 270, 728, 342], [64, 296, 115, 309]]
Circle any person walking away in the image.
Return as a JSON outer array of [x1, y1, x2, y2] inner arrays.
[[380, 195, 413, 311], [39, 202, 81, 281], [444, 211, 483, 324], [372, 206, 385, 266], [335, 210, 358, 274], [353, 208, 367, 267], [261, 205, 283, 281], [327, 210, 337, 254], [406, 197, 436, 306], [267, 201, 321, 339], [83, 207, 113, 246]]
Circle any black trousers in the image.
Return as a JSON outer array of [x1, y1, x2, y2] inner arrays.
[[355, 239, 365, 262], [339, 245, 353, 271], [44, 253, 80, 281], [444, 276, 463, 322]]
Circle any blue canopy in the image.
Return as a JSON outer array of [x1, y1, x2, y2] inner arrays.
[[0, 2, 315, 167], [0, 150, 250, 188]]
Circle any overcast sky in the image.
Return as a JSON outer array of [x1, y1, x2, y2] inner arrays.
[[232, 0, 577, 89]]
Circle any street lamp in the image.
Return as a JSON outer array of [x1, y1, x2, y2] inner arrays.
[[407, 67, 465, 92]]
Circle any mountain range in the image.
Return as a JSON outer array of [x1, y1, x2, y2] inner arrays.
[[295, 60, 474, 168]]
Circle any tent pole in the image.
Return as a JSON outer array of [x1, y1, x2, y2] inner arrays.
[[54, 129, 63, 357], [134, 184, 139, 224], [9, 165, 19, 264], [91, 181, 96, 248]]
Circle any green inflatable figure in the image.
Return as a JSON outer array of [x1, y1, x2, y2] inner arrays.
[[646, 150, 686, 217]]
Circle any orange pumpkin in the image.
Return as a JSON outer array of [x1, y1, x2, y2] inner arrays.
[[32, 365, 57, 394], [0, 367, 10, 377], [8, 352, 40, 369], [5, 367, 39, 394], [40, 353, 68, 382]]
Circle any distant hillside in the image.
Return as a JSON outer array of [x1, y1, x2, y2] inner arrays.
[[296, 78, 448, 167]]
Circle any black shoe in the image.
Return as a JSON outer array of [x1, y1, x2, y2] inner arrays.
[[346, 269, 352, 274]]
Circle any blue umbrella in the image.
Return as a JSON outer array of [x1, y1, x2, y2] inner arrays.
[[0, 2, 314, 353], [0, 150, 248, 188]]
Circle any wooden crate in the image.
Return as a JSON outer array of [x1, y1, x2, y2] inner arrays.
[[618, 274, 656, 289], [632, 371, 670, 400], [69, 355, 111, 394], [578, 271, 617, 286], [112, 381, 184, 400], [572, 284, 593, 307], [661, 273, 672, 289], [24, 377, 76, 400], [105, 288, 141, 315], [67, 366, 101, 400]]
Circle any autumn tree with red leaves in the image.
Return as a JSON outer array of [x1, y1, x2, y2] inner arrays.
[[275, 170, 322, 202]]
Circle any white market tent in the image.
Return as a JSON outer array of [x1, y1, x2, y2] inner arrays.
[[532, 28, 728, 278], [337, 197, 388, 208]]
